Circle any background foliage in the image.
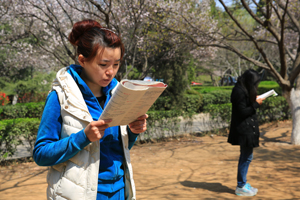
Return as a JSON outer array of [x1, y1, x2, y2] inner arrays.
[[1, 0, 299, 159]]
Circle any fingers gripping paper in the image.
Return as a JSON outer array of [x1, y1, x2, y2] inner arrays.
[[99, 79, 167, 127]]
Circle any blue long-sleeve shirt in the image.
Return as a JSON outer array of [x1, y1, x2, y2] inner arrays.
[[33, 65, 139, 193]]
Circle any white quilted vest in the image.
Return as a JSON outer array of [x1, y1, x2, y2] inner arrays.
[[47, 67, 136, 200]]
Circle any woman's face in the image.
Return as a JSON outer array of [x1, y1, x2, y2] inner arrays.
[[79, 47, 121, 95]]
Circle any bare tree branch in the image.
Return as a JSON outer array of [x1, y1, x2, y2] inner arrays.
[[277, 0, 300, 32], [29, 31, 70, 67], [218, 0, 289, 86], [87, 0, 111, 27], [277, 0, 289, 78]]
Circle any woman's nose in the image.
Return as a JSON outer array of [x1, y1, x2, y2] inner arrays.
[[106, 65, 114, 75]]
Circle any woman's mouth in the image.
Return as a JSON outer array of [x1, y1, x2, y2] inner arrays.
[[102, 79, 111, 84]]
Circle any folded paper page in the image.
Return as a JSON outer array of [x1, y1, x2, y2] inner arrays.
[[257, 89, 278, 100], [99, 79, 167, 127]]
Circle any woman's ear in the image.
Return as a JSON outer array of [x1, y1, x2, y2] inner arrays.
[[78, 54, 85, 67]]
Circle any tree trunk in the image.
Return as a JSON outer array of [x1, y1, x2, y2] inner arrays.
[[290, 88, 300, 145], [186, 71, 191, 90], [210, 74, 218, 86]]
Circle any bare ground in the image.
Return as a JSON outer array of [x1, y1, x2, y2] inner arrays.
[[1, 120, 300, 200]]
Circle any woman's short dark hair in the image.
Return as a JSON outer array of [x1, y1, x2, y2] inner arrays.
[[237, 69, 262, 102], [68, 19, 125, 61]]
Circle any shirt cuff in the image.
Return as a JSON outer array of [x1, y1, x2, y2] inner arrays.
[[73, 129, 91, 150], [127, 126, 139, 142]]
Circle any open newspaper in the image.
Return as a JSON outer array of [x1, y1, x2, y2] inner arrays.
[[99, 79, 167, 127], [257, 89, 278, 100]]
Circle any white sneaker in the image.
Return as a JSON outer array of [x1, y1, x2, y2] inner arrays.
[[247, 183, 258, 194], [235, 183, 257, 196]]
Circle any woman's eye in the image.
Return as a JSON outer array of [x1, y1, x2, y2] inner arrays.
[[98, 63, 119, 68]]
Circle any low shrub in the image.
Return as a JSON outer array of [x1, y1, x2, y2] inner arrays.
[[257, 96, 290, 123], [150, 94, 202, 113], [139, 110, 185, 141], [0, 102, 45, 120], [0, 118, 40, 161], [203, 103, 232, 124], [182, 95, 202, 113], [200, 90, 231, 112], [203, 96, 290, 128]]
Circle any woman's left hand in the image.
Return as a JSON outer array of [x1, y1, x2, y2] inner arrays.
[[128, 114, 148, 134]]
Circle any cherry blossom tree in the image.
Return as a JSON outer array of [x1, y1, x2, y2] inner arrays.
[[1, 0, 217, 77], [84, 0, 153, 79], [216, 0, 300, 144], [148, 0, 300, 144], [1, 0, 217, 106], [1, 0, 155, 77]]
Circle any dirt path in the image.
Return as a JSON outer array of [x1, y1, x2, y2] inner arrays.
[[1, 120, 300, 200]]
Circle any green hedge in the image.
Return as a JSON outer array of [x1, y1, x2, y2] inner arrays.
[[139, 110, 191, 141], [201, 90, 231, 111], [182, 95, 202, 113], [257, 96, 290, 123], [191, 85, 233, 94], [150, 94, 202, 113], [0, 84, 283, 121], [150, 85, 283, 115], [150, 96, 173, 111], [0, 83, 288, 150], [0, 102, 45, 120], [203, 103, 232, 124], [0, 118, 40, 161], [202, 96, 290, 126]]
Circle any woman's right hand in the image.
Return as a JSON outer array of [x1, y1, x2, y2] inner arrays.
[[256, 97, 265, 105], [84, 119, 112, 142]]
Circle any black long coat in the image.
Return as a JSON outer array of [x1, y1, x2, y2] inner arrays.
[[228, 84, 260, 147]]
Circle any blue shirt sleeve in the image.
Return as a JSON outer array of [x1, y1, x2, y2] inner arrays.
[[33, 91, 91, 166], [127, 126, 139, 150]]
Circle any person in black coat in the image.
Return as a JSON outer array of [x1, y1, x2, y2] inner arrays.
[[228, 69, 265, 196]]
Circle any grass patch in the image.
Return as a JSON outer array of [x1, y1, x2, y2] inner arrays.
[[194, 75, 213, 85], [259, 81, 279, 87], [258, 81, 279, 87], [191, 85, 233, 94]]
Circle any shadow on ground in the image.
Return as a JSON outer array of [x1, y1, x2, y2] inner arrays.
[[180, 181, 235, 194]]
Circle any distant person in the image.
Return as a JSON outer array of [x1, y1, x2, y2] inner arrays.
[[228, 69, 265, 196], [33, 19, 148, 200], [143, 76, 153, 81]]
